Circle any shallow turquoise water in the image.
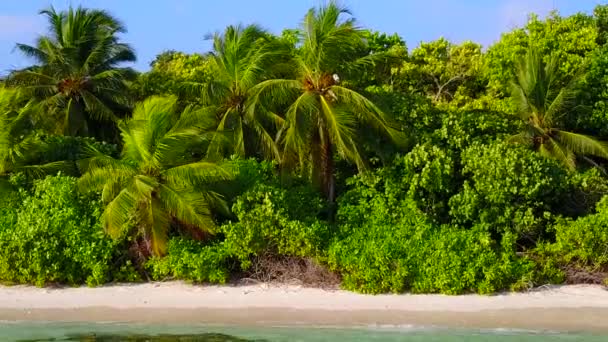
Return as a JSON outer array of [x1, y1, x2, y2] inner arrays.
[[1, 322, 607, 341]]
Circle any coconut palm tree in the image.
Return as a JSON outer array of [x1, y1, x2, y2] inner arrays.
[[509, 48, 608, 170], [7, 6, 136, 138], [248, 2, 403, 203], [0, 88, 70, 189], [182, 24, 289, 160], [78, 96, 232, 256]]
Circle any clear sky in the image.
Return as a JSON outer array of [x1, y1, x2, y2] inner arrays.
[[0, 0, 603, 73]]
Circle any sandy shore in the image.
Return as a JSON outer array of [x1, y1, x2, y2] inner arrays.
[[1, 282, 608, 332]]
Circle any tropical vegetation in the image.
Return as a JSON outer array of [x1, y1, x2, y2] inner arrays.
[[6, 6, 136, 139], [3, 2, 608, 293]]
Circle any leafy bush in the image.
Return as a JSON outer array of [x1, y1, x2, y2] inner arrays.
[[329, 196, 533, 294], [0, 175, 137, 286], [366, 86, 441, 142], [221, 183, 330, 269], [146, 238, 231, 283], [337, 142, 458, 223], [567, 45, 608, 136], [537, 195, 608, 271], [0, 202, 16, 232], [562, 168, 608, 217], [394, 144, 456, 220], [449, 142, 569, 238], [131, 51, 213, 105], [433, 110, 519, 150]]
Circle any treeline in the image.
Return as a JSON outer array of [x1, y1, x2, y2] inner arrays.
[[1, 2, 608, 293]]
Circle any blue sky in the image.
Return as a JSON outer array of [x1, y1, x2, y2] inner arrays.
[[0, 0, 603, 73]]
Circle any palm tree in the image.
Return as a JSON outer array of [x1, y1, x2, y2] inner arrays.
[[249, 2, 403, 203], [0, 87, 69, 189], [509, 48, 608, 170], [78, 96, 232, 256], [7, 6, 136, 138], [183, 24, 289, 160]]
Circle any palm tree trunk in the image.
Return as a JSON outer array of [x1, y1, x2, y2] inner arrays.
[[320, 127, 336, 217], [65, 98, 88, 136]]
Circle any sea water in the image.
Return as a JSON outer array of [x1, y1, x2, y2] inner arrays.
[[1, 322, 607, 341]]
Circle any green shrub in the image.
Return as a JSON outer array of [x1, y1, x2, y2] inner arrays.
[[393, 144, 456, 220], [434, 109, 519, 150], [448, 141, 569, 238], [0, 175, 137, 286], [537, 195, 608, 271], [0, 203, 16, 232], [562, 167, 608, 217], [365, 86, 441, 141], [331, 187, 534, 294], [336, 143, 456, 223], [146, 238, 231, 283], [221, 183, 330, 269]]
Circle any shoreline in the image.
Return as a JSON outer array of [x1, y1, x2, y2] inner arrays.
[[1, 282, 608, 332]]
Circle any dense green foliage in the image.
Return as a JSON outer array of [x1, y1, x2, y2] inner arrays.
[[221, 182, 330, 269], [537, 196, 608, 272], [146, 238, 231, 283], [449, 142, 569, 238], [2, 2, 608, 293], [328, 199, 532, 294], [0, 176, 137, 286]]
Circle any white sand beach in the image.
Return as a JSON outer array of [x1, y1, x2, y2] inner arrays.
[[1, 282, 607, 332]]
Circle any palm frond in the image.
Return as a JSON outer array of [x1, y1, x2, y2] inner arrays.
[[248, 118, 282, 162], [101, 179, 122, 203], [556, 130, 608, 159], [16, 160, 76, 179], [80, 90, 119, 122], [151, 129, 202, 168], [172, 105, 218, 131], [543, 137, 576, 171], [102, 186, 138, 239], [509, 79, 534, 122], [78, 166, 137, 192], [282, 91, 319, 154], [247, 78, 301, 125], [318, 96, 357, 158], [163, 161, 233, 188], [544, 69, 583, 124], [14, 44, 49, 65], [146, 197, 170, 256], [157, 184, 217, 234], [119, 96, 178, 163], [7, 69, 56, 89], [132, 174, 159, 197], [507, 132, 533, 145], [180, 79, 230, 106], [331, 85, 406, 146]]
